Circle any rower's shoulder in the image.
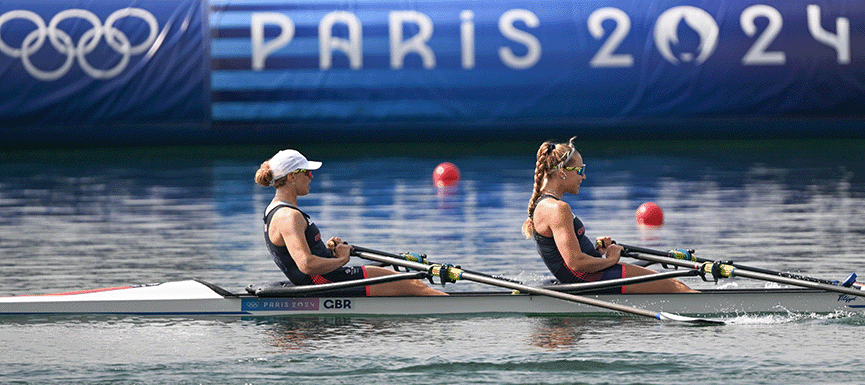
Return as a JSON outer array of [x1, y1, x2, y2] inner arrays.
[[270, 205, 306, 225], [534, 198, 574, 226], [536, 196, 571, 212]]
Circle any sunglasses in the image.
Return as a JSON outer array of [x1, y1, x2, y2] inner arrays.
[[290, 169, 312, 177], [562, 164, 586, 176]]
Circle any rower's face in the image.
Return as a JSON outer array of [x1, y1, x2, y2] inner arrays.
[[564, 153, 586, 194], [292, 170, 313, 195]]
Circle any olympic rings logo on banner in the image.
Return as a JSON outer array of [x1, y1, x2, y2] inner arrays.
[[0, 8, 159, 81]]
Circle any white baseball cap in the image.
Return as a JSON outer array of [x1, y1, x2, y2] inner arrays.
[[269, 149, 322, 183]]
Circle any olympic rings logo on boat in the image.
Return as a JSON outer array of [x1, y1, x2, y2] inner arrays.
[[0, 8, 159, 81]]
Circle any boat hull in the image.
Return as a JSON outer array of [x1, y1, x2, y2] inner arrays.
[[1, 280, 862, 317]]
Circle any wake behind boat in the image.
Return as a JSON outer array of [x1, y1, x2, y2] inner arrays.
[[1, 278, 862, 317]]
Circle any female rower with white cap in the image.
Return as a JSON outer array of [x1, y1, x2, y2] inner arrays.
[[255, 149, 446, 296]]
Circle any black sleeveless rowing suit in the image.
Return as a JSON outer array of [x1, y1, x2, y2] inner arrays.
[[532, 194, 625, 294], [264, 202, 368, 296]]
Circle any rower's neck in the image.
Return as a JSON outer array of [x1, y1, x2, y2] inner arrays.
[[273, 189, 298, 207], [540, 178, 564, 200], [541, 189, 561, 200]]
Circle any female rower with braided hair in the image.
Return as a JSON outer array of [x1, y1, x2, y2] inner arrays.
[[522, 138, 696, 293]]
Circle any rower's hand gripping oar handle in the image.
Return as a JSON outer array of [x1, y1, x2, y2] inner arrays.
[[348, 245, 463, 286], [598, 239, 699, 274]]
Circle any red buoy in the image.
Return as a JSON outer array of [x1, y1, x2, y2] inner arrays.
[[636, 202, 663, 226], [433, 162, 460, 187]]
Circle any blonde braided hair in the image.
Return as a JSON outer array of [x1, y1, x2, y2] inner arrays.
[[521, 137, 577, 238]]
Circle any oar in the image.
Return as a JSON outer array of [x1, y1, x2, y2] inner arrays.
[[541, 270, 700, 293], [617, 246, 865, 298], [618, 243, 858, 287], [251, 272, 430, 297], [352, 245, 524, 284], [351, 247, 725, 325], [356, 245, 693, 293]]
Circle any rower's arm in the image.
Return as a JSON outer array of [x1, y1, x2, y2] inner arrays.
[[272, 210, 349, 275], [548, 203, 620, 273]]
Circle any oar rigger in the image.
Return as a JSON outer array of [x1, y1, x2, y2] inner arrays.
[[427, 263, 462, 287], [402, 252, 464, 286], [699, 260, 737, 283]]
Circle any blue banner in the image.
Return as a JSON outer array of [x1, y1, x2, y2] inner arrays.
[[0, 0, 207, 129], [209, 0, 865, 131], [1, 1, 864, 146]]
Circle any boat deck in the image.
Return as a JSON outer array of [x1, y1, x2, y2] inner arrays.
[[1, 280, 862, 317]]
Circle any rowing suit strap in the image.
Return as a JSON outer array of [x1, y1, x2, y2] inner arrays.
[[263, 202, 332, 285]]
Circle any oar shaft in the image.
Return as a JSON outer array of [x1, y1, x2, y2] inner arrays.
[[356, 248, 724, 324], [618, 244, 678, 258], [355, 251, 431, 272], [543, 270, 699, 293], [734, 269, 863, 296], [619, 244, 843, 286], [458, 270, 662, 319], [355, 251, 657, 320], [352, 245, 522, 283], [627, 253, 865, 298]]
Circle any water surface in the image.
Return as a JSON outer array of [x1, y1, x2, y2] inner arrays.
[[1, 140, 863, 384]]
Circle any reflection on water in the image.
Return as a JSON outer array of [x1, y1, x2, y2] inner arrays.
[[1, 142, 864, 296], [529, 317, 591, 351], [261, 317, 357, 351]]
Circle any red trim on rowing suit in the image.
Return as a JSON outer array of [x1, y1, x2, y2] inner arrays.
[[362, 266, 370, 297], [312, 269, 371, 296], [620, 265, 628, 294], [311, 275, 331, 285], [564, 262, 602, 282], [26, 286, 135, 297]]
